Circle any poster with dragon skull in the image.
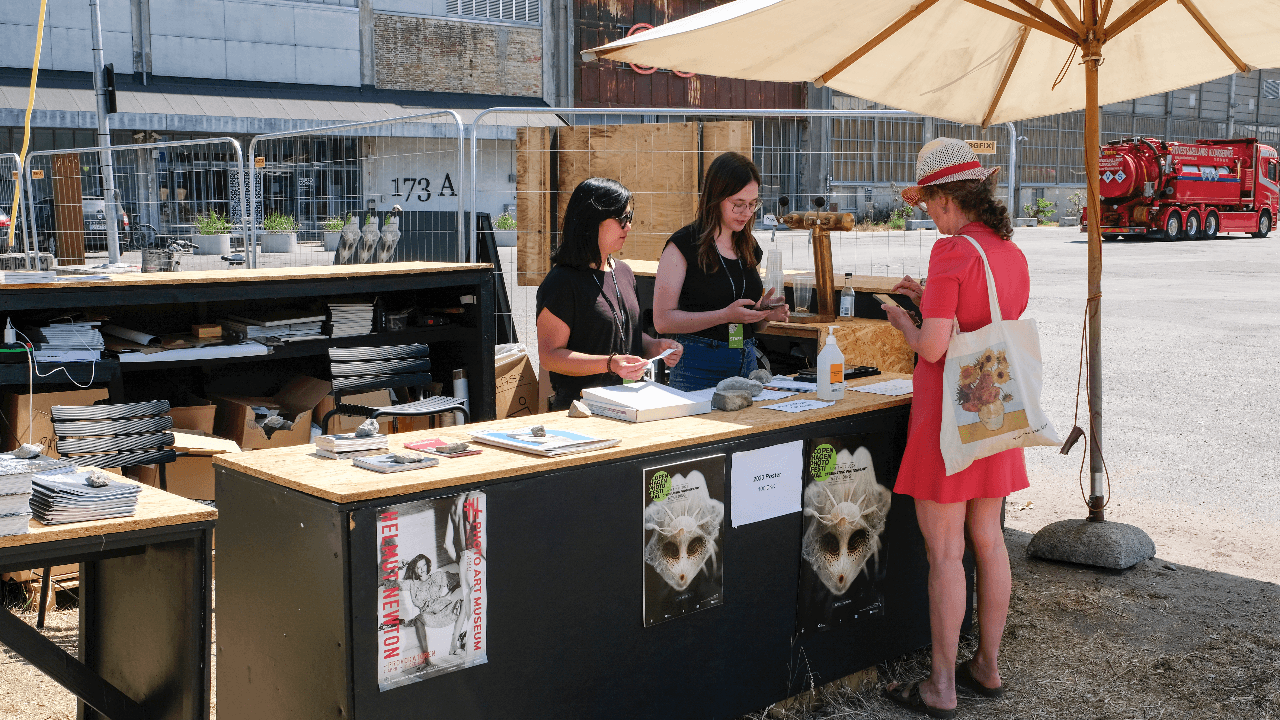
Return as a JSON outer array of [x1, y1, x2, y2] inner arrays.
[[797, 436, 892, 633], [642, 455, 726, 627], [375, 490, 487, 691]]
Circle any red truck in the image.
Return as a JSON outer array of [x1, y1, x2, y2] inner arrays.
[[1081, 137, 1279, 239]]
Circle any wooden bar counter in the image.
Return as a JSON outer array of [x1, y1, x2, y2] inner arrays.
[[212, 375, 953, 720]]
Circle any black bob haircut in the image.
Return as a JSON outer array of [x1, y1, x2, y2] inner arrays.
[[551, 177, 632, 270], [403, 554, 433, 580]]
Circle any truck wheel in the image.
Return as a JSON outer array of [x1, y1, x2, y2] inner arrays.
[[1102, 233, 1120, 241], [1204, 212, 1219, 239], [1163, 211, 1182, 240], [1251, 212, 1271, 238], [1184, 211, 1201, 239]]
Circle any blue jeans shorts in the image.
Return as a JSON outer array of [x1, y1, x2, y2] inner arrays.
[[667, 334, 758, 392]]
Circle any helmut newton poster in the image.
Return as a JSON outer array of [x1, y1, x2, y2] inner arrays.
[[642, 455, 726, 627], [797, 436, 892, 633], [376, 491, 487, 691]]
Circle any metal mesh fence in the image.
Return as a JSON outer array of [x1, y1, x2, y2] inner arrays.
[[22, 138, 247, 270], [245, 111, 465, 269], [0, 153, 25, 260], [467, 108, 1000, 374]]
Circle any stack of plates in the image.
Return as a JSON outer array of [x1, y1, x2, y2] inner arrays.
[[326, 302, 374, 337], [0, 456, 73, 536], [315, 431, 388, 460], [30, 470, 141, 525], [34, 321, 104, 363]]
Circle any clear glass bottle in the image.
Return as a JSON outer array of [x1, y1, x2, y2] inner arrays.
[[838, 272, 855, 317]]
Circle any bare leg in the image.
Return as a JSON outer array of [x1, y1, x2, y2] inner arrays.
[[889, 498, 967, 711], [411, 617, 433, 664], [964, 497, 1010, 689]]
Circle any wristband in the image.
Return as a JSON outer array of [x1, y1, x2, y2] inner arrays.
[[606, 352, 617, 375]]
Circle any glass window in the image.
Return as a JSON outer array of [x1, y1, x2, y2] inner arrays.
[[1269, 159, 1277, 183], [32, 129, 54, 152]]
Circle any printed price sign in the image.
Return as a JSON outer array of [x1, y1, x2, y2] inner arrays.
[[966, 140, 997, 154], [254, 157, 265, 168], [730, 440, 803, 527]]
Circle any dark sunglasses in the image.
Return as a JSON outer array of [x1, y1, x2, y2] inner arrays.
[[615, 210, 634, 226]]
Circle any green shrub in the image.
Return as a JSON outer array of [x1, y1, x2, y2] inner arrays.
[[322, 215, 348, 232], [494, 212, 517, 230], [887, 205, 914, 230], [195, 211, 232, 235], [264, 212, 299, 233], [1022, 198, 1057, 222]]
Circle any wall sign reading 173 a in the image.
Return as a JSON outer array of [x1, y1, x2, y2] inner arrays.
[[390, 174, 459, 203]]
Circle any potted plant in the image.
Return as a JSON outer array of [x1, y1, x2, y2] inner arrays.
[[323, 215, 347, 252], [194, 211, 233, 255], [262, 212, 299, 253], [493, 211, 517, 247]]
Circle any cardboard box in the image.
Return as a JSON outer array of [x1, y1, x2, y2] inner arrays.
[[211, 376, 331, 450], [1, 387, 110, 456], [314, 390, 395, 435], [168, 399, 216, 435], [496, 352, 538, 419], [129, 432, 240, 501]]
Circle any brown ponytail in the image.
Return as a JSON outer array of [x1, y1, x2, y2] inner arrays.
[[922, 174, 1014, 241]]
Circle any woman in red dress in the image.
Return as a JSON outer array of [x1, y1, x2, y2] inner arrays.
[[881, 138, 1028, 718]]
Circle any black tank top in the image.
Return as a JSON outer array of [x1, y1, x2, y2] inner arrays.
[[665, 225, 764, 343]]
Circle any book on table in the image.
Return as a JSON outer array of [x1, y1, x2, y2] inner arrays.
[[352, 453, 440, 473], [469, 427, 620, 456], [579, 381, 712, 423], [315, 432, 389, 453]]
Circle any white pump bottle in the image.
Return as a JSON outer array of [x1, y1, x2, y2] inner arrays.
[[816, 326, 845, 401]]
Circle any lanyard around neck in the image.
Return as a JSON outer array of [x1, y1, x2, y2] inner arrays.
[[594, 261, 628, 351], [717, 252, 744, 301]]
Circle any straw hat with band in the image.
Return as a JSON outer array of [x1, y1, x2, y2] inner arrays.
[[901, 137, 999, 207]]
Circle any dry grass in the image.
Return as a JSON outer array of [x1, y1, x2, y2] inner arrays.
[[3, 529, 1276, 720]]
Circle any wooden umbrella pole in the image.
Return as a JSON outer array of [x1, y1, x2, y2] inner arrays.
[[1083, 2, 1106, 522]]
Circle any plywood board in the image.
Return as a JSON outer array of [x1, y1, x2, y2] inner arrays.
[[215, 373, 912, 504], [516, 126, 552, 287], [760, 317, 916, 375], [701, 121, 754, 174], [0, 261, 488, 291], [555, 123, 700, 267], [51, 153, 85, 265], [0, 472, 216, 550]]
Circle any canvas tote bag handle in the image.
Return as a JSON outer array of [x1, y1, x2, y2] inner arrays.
[[958, 234, 1004, 325]]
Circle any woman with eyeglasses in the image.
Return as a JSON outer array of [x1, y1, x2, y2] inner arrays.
[[536, 178, 683, 411], [653, 152, 789, 391]]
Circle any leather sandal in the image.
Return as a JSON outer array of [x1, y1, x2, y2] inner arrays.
[[955, 661, 1006, 699], [882, 681, 957, 719]]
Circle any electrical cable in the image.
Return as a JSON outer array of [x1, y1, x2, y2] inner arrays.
[[15, 329, 99, 390]]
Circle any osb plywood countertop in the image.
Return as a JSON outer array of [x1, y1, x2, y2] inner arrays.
[[0, 476, 216, 550], [216, 374, 913, 504], [0, 261, 492, 291]]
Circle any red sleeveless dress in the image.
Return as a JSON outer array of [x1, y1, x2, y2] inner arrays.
[[894, 222, 1031, 504]]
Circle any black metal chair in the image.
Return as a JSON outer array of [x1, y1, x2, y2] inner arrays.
[[321, 344, 468, 434], [35, 400, 181, 628]]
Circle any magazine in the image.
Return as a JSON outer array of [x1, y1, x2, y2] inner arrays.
[[468, 427, 619, 457]]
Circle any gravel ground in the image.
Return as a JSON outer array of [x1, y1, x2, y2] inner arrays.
[[4, 226, 1278, 718]]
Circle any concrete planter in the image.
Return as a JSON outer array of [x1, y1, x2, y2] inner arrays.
[[1058, 216, 1080, 227], [194, 233, 232, 255], [494, 229, 517, 247], [906, 219, 937, 231], [1013, 218, 1039, 227], [323, 232, 341, 252], [261, 232, 297, 253]]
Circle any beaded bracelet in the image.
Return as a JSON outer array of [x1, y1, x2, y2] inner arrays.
[[606, 352, 617, 375]]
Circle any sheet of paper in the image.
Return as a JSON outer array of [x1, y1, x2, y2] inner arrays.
[[764, 375, 817, 392], [851, 378, 914, 396], [686, 387, 799, 405], [647, 348, 675, 364], [761, 399, 835, 413], [730, 440, 803, 527]]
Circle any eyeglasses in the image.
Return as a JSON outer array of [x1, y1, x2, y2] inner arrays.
[[729, 199, 762, 214], [614, 210, 634, 226]]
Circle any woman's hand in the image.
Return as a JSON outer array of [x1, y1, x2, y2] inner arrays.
[[754, 287, 791, 323], [722, 298, 770, 325], [655, 338, 683, 367], [610, 354, 650, 381], [891, 274, 924, 305], [882, 304, 916, 334]]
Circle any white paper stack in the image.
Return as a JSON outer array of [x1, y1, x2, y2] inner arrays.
[[30, 470, 142, 525], [0, 456, 74, 536], [34, 321, 104, 363], [580, 382, 712, 423], [326, 302, 374, 337], [221, 310, 327, 342], [3, 270, 56, 284]]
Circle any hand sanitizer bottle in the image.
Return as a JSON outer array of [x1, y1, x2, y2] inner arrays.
[[816, 326, 845, 401], [838, 272, 855, 317]]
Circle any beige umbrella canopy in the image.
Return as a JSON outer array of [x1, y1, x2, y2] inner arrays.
[[587, 0, 1280, 520]]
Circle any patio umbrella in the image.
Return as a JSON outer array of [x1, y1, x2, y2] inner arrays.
[[585, 0, 1280, 525]]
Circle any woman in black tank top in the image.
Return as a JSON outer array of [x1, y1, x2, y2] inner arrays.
[[653, 152, 790, 391]]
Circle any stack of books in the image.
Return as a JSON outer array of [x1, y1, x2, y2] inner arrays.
[[34, 321, 105, 363], [326, 302, 374, 337], [30, 469, 141, 525], [469, 427, 620, 457], [221, 310, 327, 343], [2, 270, 56, 284], [0, 455, 73, 536], [315, 431, 389, 460]]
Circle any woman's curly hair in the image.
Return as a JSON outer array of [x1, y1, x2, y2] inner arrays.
[[921, 173, 1013, 241]]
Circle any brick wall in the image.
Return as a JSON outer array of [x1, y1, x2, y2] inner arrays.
[[374, 14, 542, 97]]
